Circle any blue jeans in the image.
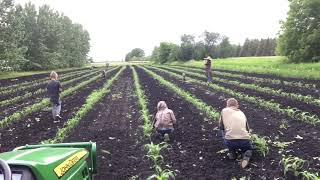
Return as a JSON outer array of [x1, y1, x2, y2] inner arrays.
[[157, 128, 173, 137], [205, 70, 212, 83], [224, 139, 252, 153]]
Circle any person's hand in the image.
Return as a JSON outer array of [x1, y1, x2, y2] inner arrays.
[[173, 123, 178, 130]]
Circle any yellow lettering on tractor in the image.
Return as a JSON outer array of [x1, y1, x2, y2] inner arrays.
[[54, 150, 87, 177]]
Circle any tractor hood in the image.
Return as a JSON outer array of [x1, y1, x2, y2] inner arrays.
[[0, 147, 88, 179]]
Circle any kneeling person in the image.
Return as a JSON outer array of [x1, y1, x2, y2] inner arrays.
[[154, 101, 177, 142], [219, 98, 252, 168]]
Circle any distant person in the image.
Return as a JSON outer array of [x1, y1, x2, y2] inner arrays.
[[204, 56, 213, 83], [102, 70, 106, 78], [47, 71, 62, 121], [153, 101, 177, 142], [219, 98, 252, 168]]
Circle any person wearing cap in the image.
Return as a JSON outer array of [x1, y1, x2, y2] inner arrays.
[[153, 101, 177, 142], [203, 56, 213, 83], [219, 98, 253, 168]]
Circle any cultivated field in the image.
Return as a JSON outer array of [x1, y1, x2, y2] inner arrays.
[[0, 65, 319, 179]]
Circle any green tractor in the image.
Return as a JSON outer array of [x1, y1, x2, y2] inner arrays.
[[0, 142, 97, 180]]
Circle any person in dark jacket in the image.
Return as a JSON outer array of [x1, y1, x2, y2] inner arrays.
[[47, 71, 62, 121]]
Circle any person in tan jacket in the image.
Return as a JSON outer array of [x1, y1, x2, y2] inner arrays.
[[219, 98, 252, 168], [153, 101, 177, 142]]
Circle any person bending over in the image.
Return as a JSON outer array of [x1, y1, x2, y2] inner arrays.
[[219, 98, 252, 168], [47, 71, 62, 121], [153, 101, 177, 142]]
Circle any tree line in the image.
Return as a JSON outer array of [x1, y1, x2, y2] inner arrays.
[[0, 0, 90, 71], [147, 31, 276, 64], [277, 0, 320, 63]]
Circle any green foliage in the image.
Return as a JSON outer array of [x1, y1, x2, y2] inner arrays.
[[300, 171, 320, 180], [277, 0, 320, 63], [131, 66, 153, 137], [144, 142, 169, 165], [125, 48, 145, 62], [0, 1, 90, 71], [147, 165, 176, 180], [250, 134, 269, 157], [281, 155, 306, 177]]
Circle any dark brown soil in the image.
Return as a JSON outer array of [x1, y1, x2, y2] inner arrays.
[[145, 66, 320, 178], [159, 66, 320, 117], [171, 65, 320, 98], [0, 69, 118, 152], [64, 67, 152, 179]]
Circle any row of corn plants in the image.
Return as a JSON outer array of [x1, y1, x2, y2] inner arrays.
[[144, 66, 320, 179], [0, 67, 120, 129], [141, 66, 270, 158], [44, 66, 126, 143], [158, 65, 320, 108], [281, 155, 320, 180], [144, 66, 320, 180], [0, 68, 108, 108], [0, 68, 98, 96], [131, 66, 175, 180], [148, 66, 320, 125], [172, 65, 318, 91], [0, 68, 92, 92]]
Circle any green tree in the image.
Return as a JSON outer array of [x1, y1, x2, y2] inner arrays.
[[125, 48, 145, 61], [277, 0, 320, 62]]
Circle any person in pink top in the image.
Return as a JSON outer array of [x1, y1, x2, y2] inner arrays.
[[153, 101, 177, 142]]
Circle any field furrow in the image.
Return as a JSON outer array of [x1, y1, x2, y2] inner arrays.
[[0, 68, 120, 152], [61, 66, 152, 179], [149, 66, 320, 125], [171, 65, 320, 98], [142, 66, 320, 177]]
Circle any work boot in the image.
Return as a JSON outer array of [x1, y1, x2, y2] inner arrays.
[[227, 151, 236, 160], [164, 133, 170, 142], [241, 150, 252, 168], [55, 115, 62, 120]]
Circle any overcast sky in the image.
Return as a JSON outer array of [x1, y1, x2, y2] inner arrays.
[[15, 0, 289, 61]]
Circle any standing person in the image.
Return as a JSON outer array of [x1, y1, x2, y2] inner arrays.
[[219, 98, 252, 168], [204, 56, 213, 83], [47, 71, 62, 121], [153, 101, 177, 142], [102, 70, 106, 78]]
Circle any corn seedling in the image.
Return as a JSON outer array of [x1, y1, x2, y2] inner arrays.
[[281, 155, 306, 177], [272, 141, 295, 150], [144, 142, 169, 165], [300, 171, 320, 180], [251, 134, 269, 157], [147, 165, 176, 180]]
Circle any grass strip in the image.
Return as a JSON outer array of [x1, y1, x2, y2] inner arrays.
[[44, 66, 126, 143], [148, 66, 320, 125], [0, 67, 120, 129]]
